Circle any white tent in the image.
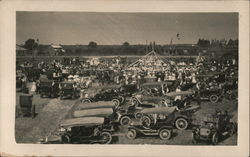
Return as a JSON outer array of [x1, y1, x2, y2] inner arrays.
[[127, 50, 170, 71]]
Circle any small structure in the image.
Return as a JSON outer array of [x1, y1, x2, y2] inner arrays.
[[16, 45, 28, 56], [48, 44, 65, 56]]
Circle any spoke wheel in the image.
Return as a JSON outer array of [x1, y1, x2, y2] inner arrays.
[[210, 95, 219, 103], [159, 129, 171, 140], [101, 132, 112, 144], [126, 129, 137, 140], [82, 99, 91, 103], [120, 116, 131, 126], [212, 132, 219, 145], [175, 118, 188, 130], [141, 115, 152, 129], [112, 99, 120, 107]]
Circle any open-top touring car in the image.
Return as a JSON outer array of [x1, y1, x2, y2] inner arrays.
[[81, 88, 125, 107], [192, 111, 237, 145], [40, 117, 115, 144], [136, 105, 200, 130]]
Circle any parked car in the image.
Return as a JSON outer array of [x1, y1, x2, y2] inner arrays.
[[192, 111, 237, 145], [138, 105, 200, 130], [198, 88, 223, 103], [126, 120, 173, 141], [39, 79, 59, 98], [81, 88, 125, 107], [115, 103, 155, 126], [19, 94, 35, 118], [58, 117, 114, 144], [131, 90, 195, 108], [60, 81, 78, 99]]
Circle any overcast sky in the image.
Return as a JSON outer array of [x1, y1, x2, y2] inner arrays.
[[16, 12, 238, 45]]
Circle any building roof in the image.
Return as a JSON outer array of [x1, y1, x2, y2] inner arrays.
[[51, 44, 63, 49], [16, 45, 27, 51]]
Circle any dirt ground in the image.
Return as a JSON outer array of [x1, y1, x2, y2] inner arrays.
[[15, 84, 237, 145]]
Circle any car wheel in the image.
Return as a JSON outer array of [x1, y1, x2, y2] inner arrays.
[[101, 132, 112, 144], [82, 99, 91, 103], [175, 118, 188, 130], [61, 134, 71, 144], [126, 129, 137, 140], [40, 94, 43, 98], [120, 116, 131, 126], [112, 99, 120, 107], [229, 92, 237, 100], [192, 132, 199, 144], [229, 123, 237, 136], [120, 96, 125, 104], [209, 95, 219, 103], [135, 112, 143, 120], [141, 115, 153, 129], [159, 129, 171, 140], [130, 98, 139, 107], [60, 96, 63, 100], [212, 132, 219, 145]]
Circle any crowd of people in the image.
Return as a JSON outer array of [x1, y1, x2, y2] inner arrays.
[[16, 54, 238, 101]]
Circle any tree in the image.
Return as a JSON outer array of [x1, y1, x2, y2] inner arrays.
[[123, 42, 130, 47], [24, 38, 38, 50], [88, 41, 97, 49]]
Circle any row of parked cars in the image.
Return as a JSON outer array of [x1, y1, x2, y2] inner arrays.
[[39, 98, 237, 145], [38, 81, 237, 145], [33, 72, 238, 145]]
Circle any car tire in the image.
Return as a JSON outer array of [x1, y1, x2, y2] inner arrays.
[[159, 128, 171, 140], [212, 132, 219, 145], [101, 132, 112, 144], [61, 134, 71, 144], [120, 116, 131, 126], [141, 115, 153, 129], [126, 129, 137, 140], [135, 112, 143, 120], [40, 94, 43, 98], [192, 132, 199, 144], [112, 99, 120, 107], [130, 98, 139, 107], [175, 118, 188, 130], [229, 122, 237, 136], [82, 99, 91, 103], [120, 96, 125, 104], [209, 95, 219, 103]]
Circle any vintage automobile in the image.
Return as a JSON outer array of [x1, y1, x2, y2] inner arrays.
[[126, 120, 173, 140], [19, 94, 36, 118], [192, 112, 237, 145], [39, 79, 59, 98], [223, 77, 238, 100], [119, 84, 138, 97], [115, 103, 156, 126], [58, 117, 114, 144], [137, 105, 200, 130], [60, 81, 78, 99], [81, 88, 125, 107], [131, 89, 196, 108], [197, 88, 223, 103]]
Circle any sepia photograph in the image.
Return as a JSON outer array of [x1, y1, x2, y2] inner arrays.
[[16, 12, 238, 145], [0, 1, 249, 157]]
